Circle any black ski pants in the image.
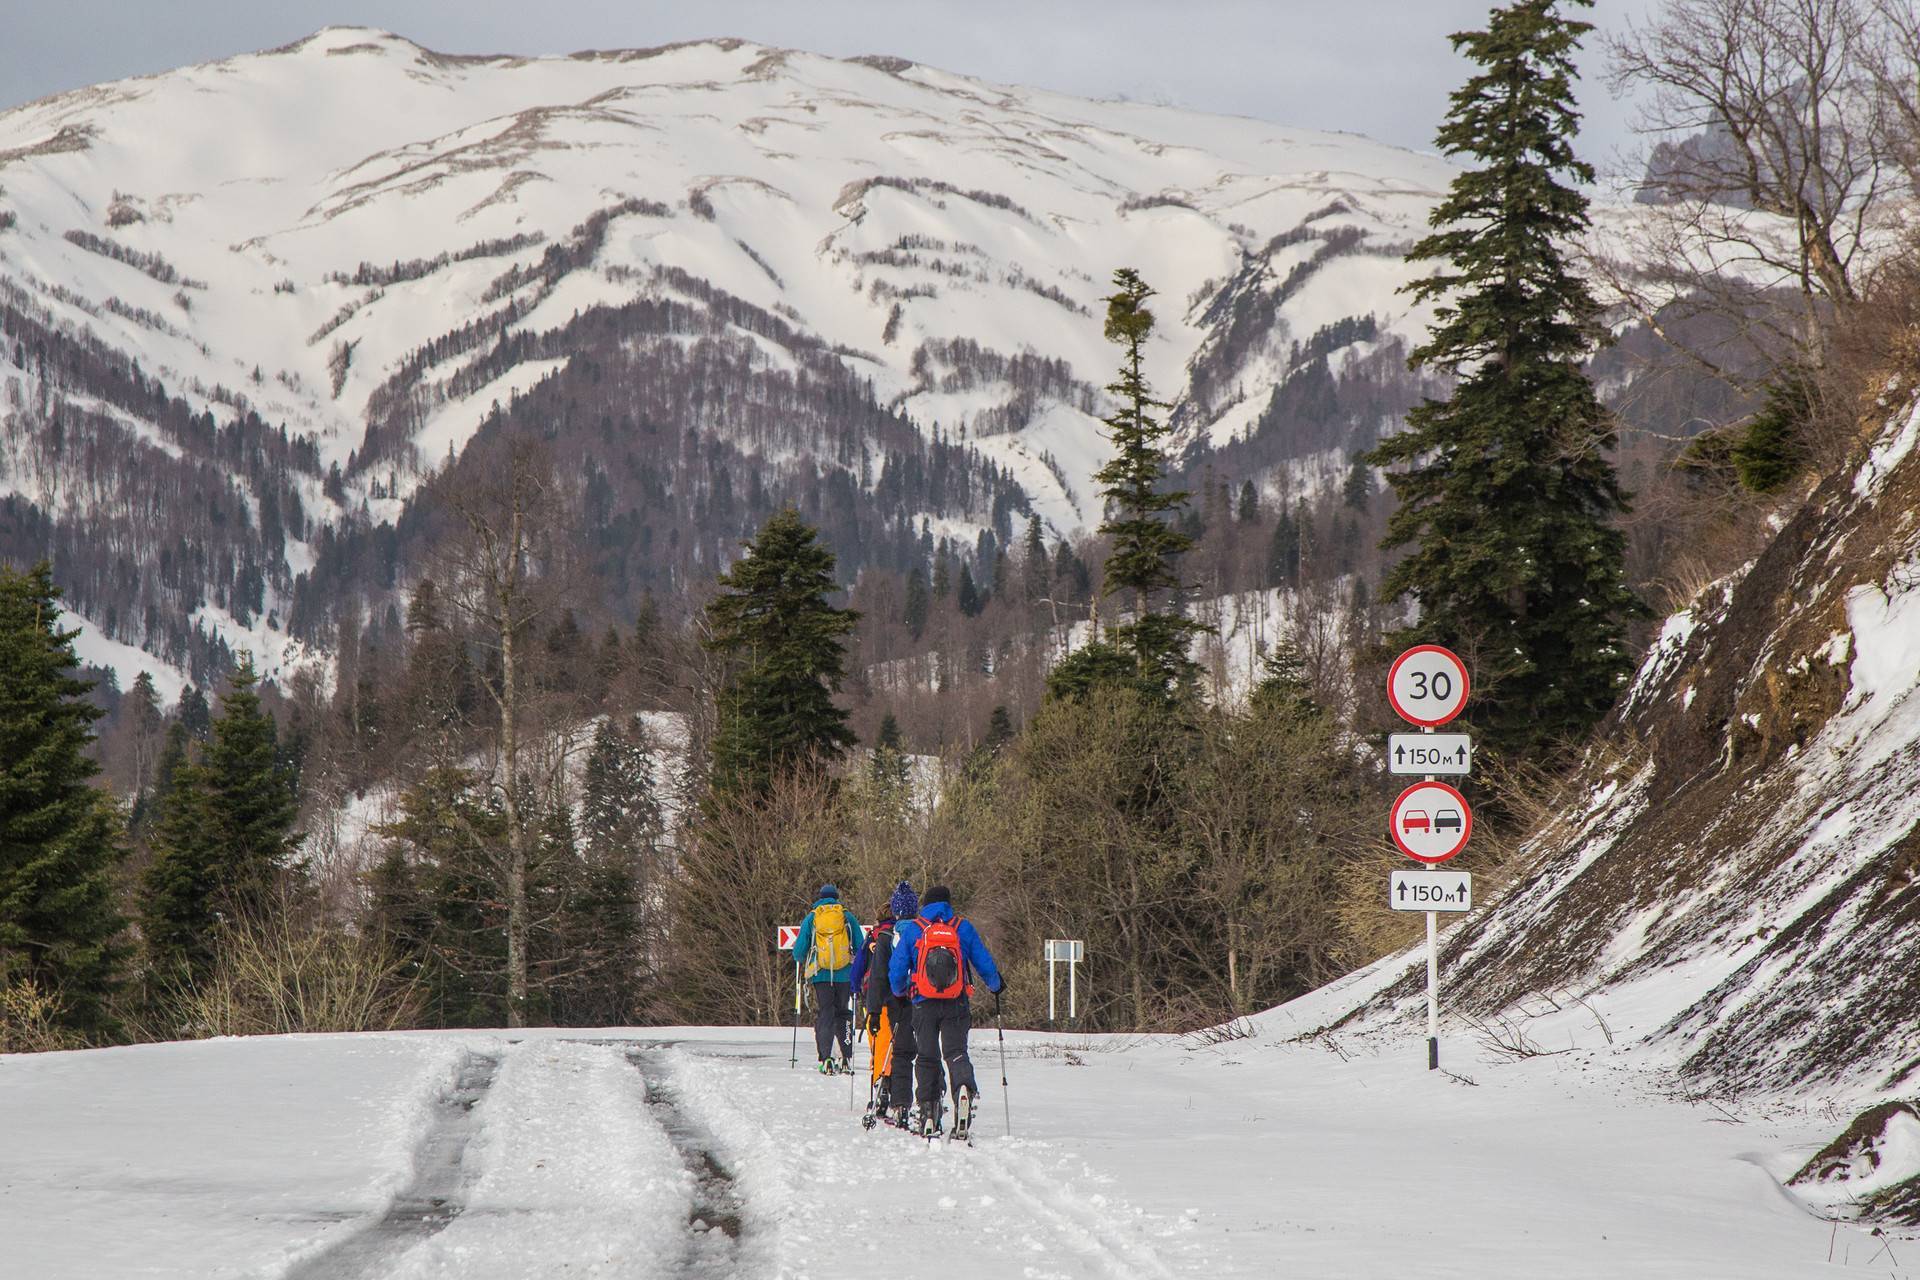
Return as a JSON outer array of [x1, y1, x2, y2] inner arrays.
[[911, 996, 976, 1110], [885, 995, 915, 1105], [812, 980, 851, 1062]]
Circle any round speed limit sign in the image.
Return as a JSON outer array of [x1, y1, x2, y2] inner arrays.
[[1387, 644, 1469, 727]]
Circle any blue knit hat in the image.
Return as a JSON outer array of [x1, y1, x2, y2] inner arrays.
[[818, 883, 839, 901], [888, 881, 919, 919]]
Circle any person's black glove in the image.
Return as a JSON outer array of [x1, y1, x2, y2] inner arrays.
[[993, 980, 1007, 1000]]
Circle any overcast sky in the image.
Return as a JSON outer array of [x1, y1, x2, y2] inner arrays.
[[2, 0, 1660, 185]]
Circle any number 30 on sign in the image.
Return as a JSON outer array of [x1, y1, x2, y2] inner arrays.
[[1387, 644, 1470, 728]]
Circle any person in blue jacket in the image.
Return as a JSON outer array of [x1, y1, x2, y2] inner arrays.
[[888, 884, 1002, 1135], [792, 884, 865, 1074]]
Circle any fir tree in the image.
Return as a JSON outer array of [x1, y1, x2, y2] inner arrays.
[[1022, 516, 1050, 607], [1237, 480, 1260, 524], [143, 658, 302, 980], [1266, 512, 1302, 588], [932, 546, 952, 601], [1051, 268, 1207, 701], [1731, 366, 1815, 494], [178, 684, 212, 742], [869, 711, 911, 800], [704, 508, 860, 798], [957, 563, 984, 618], [1342, 454, 1374, 509], [904, 564, 931, 639], [1251, 639, 1318, 722], [0, 563, 127, 1035], [1366, 0, 1642, 755]]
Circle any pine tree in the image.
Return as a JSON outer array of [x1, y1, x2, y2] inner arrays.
[[1237, 480, 1260, 524], [704, 508, 860, 798], [0, 563, 127, 1035], [1051, 268, 1207, 701], [144, 658, 302, 979], [1366, 0, 1642, 755]]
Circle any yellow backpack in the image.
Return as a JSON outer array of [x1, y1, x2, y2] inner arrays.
[[809, 903, 851, 975]]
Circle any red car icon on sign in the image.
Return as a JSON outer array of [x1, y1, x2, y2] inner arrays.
[[1402, 809, 1431, 833], [1436, 808, 1463, 833]]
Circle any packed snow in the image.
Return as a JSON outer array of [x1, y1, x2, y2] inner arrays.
[[1, 1015, 1908, 1279]]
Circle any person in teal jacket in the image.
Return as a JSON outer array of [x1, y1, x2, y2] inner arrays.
[[792, 884, 865, 1073]]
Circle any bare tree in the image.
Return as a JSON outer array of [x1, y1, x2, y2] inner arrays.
[[432, 437, 574, 1027], [1603, 0, 1918, 375]]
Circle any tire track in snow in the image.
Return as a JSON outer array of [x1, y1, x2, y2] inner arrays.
[[282, 1049, 501, 1280], [623, 1046, 762, 1278]]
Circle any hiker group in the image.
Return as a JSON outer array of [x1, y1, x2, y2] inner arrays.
[[793, 880, 1004, 1140]]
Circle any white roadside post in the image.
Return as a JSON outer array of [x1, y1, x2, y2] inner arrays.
[[1045, 940, 1085, 1025], [1386, 645, 1472, 1071]]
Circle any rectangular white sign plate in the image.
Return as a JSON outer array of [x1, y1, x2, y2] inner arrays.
[[1045, 939, 1084, 962], [1387, 733, 1472, 776], [1389, 870, 1472, 912]]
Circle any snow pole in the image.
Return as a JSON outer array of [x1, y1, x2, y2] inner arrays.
[[994, 988, 1011, 1137]]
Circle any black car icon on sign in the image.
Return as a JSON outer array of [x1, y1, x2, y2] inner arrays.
[[1435, 808, 1463, 833]]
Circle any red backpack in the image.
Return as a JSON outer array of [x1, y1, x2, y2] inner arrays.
[[911, 916, 969, 999]]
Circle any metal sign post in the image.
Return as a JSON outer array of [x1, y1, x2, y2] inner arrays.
[[1386, 645, 1471, 1072], [1044, 940, 1084, 1024]]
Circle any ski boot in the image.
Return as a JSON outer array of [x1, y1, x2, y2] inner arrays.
[[950, 1085, 976, 1145], [890, 1103, 910, 1129]]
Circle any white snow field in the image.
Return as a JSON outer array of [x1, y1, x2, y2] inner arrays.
[[2, 1010, 1904, 1279]]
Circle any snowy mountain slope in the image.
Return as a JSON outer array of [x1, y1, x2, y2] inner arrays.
[[1, 1026, 1896, 1279], [1311, 378, 1920, 1207], [0, 26, 1453, 522], [0, 27, 1459, 685]]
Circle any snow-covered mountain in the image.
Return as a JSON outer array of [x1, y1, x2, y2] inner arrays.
[[0, 27, 1452, 685]]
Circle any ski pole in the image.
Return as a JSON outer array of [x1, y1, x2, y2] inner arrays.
[[790, 956, 801, 1070], [995, 989, 1011, 1137]]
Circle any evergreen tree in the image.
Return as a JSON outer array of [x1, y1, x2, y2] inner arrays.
[[931, 545, 952, 602], [366, 767, 509, 1025], [869, 711, 911, 800], [178, 684, 212, 742], [1251, 639, 1318, 722], [1022, 516, 1050, 607], [1731, 365, 1816, 494], [144, 658, 302, 980], [1366, 0, 1642, 755], [957, 563, 983, 618], [704, 508, 860, 798], [1342, 454, 1374, 509], [1266, 512, 1302, 588], [903, 564, 931, 639], [1052, 268, 1207, 701], [0, 563, 127, 1035], [1237, 480, 1260, 524]]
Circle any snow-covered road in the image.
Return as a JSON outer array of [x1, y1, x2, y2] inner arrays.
[[0, 1019, 1908, 1278]]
